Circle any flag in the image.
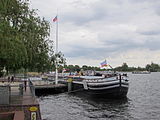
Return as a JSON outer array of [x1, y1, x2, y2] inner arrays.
[[100, 60, 108, 67], [53, 16, 57, 22], [62, 68, 66, 72]]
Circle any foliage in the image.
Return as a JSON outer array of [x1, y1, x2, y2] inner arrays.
[[63, 64, 104, 72], [114, 62, 160, 72], [0, 0, 66, 74], [51, 52, 66, 71], [62, 63, 157, 73], [1, 0, 160, 74], [145, 63, 160, 72]]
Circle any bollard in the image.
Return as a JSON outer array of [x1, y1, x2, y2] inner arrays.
[[19, 84, 24, 95], [83, 80, 88, 90], [67, 78, 73, 92]]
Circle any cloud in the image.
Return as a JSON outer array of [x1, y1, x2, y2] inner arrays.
[[30, 0, 160, 67]]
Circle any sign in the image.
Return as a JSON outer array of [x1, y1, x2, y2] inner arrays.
[[67, 78, 73, 83], [29, 107, 38, 112], [31, 112, 36, 120]]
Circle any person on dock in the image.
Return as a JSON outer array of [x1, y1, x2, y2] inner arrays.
[[11, 76, 14, 82], [8, 76, 10, 82], [24, 80, 27, 91]]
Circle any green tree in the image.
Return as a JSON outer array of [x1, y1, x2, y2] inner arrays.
[[51, 52, 66, 71], [147, 63, 160, 72], [0, 0, 28, 73], [74, 65, 80, 72], [82, 65, 88, 70], [146, 64, 151, 71], [0, 0, 51, 74], [121, 63, 128, 71]]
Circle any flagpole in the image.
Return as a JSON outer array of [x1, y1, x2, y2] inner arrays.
[[55, 14, 58, 85], [56, 15, 58, 53]]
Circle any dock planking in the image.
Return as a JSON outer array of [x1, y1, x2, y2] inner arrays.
[[0, 80, 42, 120], [34, 84, 67, 89], [31, 80, 68, 96]]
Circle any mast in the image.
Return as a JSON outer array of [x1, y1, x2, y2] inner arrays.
[[55, 15, 58, 85]]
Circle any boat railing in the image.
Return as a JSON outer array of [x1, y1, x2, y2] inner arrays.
[[83, 74, 128, 83], [65, 74, 128, 84]]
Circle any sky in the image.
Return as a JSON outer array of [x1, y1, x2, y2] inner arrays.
[[30, 0, 160, 67]]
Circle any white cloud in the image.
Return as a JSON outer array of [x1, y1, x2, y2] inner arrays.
[[107, 48, 160, 67], [30, 0, 160, 67]]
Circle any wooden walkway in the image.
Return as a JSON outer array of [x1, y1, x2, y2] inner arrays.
[[32, 80, 67, 89], [34, 84, 66, 89], [0, 81, 38, 105], [0, 81, 42, 120]]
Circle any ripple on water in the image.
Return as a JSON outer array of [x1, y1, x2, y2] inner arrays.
[[38, 72, 160, 120]]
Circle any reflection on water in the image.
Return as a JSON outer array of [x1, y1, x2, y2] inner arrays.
[[38, 72, 160, 120]]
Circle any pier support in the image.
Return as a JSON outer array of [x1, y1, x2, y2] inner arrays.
[[67, 78, 73, 92], [119, 74, 122, 87], [19, 84, 23, 96]]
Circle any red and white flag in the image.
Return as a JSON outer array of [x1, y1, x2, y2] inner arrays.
[[53, 16, 57, 22], [62, 68, 66, 72]]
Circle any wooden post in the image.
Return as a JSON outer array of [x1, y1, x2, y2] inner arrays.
[[19, 84, 23, 96], [67, 78, 72, 92], [119, 74, 121, 87]]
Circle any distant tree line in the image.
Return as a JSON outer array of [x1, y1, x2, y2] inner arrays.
[[57, 62, 160, 73], [58, 65, 105, 73], [114, 62, 160, 72]]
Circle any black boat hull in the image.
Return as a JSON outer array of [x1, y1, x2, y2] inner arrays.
[[70, 75, 129, 98], [71, 83, 128, 98], [85, 86, 128, 98]]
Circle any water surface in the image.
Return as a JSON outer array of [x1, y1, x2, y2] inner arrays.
[[38, 72, 160, 120]]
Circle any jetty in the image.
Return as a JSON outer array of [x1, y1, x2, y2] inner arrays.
[[31, 80, 67, 95], [0, 78, 41, 120], [0, 77, 68, 120]]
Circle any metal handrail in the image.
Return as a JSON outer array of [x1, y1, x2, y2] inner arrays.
[[28, 79, 35, 96]]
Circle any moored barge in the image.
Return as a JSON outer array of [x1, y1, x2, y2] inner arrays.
[[69, 73, 129, 98]]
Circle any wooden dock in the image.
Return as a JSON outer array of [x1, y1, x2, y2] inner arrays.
[[0, 80, 42, 120], [31, 80, 67, 96], [0, 78, 68, 120], [34, 84, 67, 89]]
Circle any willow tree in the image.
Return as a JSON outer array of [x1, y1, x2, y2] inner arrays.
[[0, 0, 50, 74]]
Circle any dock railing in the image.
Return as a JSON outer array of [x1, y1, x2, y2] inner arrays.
[[0, 78, 37, 105], [0, 83, 23, 105], [28, 79, 35, 96], [0, 78, 42, 120]]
